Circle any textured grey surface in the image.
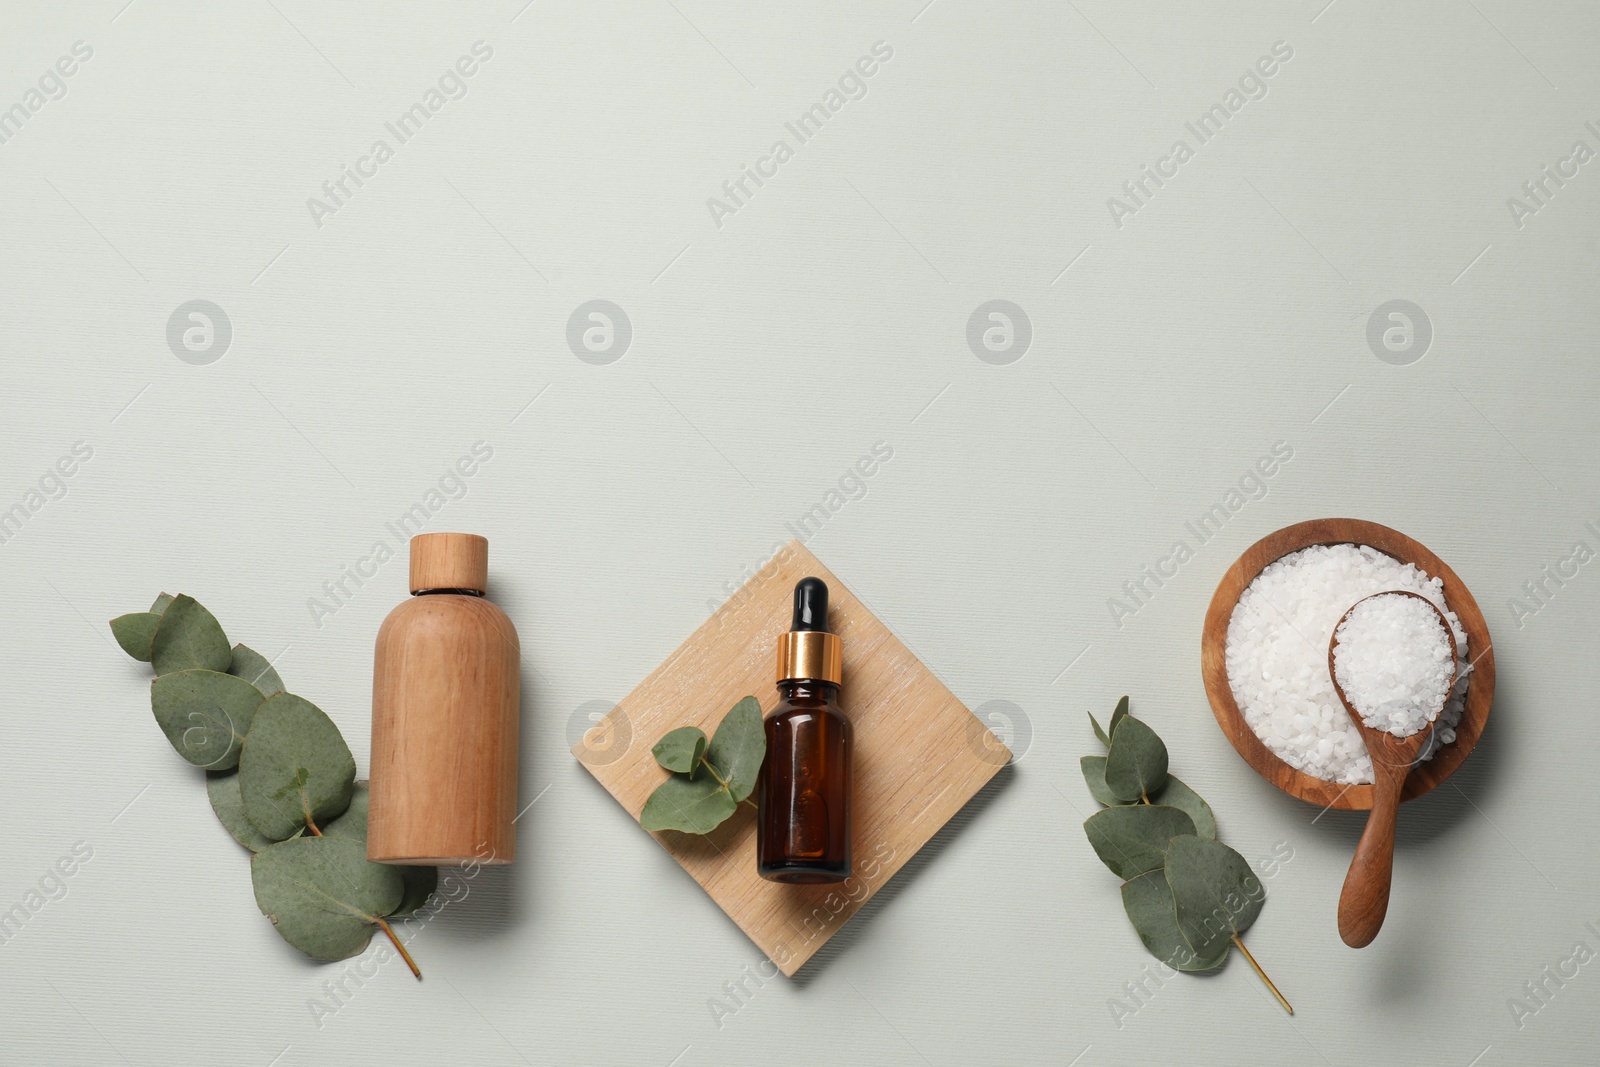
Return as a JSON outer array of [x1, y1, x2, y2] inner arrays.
[[2, 2, 1597, 1064]]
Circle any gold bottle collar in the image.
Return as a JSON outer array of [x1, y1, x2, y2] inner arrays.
[[776, 630, 842, 685]]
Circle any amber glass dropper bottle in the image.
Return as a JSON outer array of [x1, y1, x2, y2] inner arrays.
[[757, 577, 852, 884]]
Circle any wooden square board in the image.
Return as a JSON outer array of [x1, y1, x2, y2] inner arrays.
[[572, 540, 1009, 976]]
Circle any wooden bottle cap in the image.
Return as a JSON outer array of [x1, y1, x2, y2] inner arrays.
[[409, 533, 489, 593]]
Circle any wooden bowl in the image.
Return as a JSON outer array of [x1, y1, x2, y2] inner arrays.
[[1200, 518, 1495, 810]]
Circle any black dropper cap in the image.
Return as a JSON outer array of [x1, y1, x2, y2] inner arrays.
[[791, 577, 830, 632]]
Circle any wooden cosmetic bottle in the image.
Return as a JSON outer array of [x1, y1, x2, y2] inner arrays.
[[368, 533, 519, 866]]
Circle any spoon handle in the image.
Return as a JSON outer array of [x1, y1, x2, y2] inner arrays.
[[1338, 767, 1405, 947]]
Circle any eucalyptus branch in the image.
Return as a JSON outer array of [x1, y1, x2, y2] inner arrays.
[[639, 697, 766, 834], [112, 591, 437, 979], [1082, 696, 1292, 1015]]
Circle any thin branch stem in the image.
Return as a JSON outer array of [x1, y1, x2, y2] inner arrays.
[[698, 756, 757, 811], [376, 917, 421, 979], [698, 755, 731, 791], [1232, 935, 1291, 1014]]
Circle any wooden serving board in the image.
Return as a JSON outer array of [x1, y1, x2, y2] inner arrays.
[[572, 540, 1008, 976]]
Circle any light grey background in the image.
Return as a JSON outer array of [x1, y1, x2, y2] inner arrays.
[[3, 1, 1596, 1064]]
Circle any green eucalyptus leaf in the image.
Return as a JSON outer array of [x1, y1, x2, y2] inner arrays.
[[652, 727, 708, 776], [1151, 775, 1216, 839], [206, 769, 296, 852], [705, 696, 764, 802], [150, 668, 264, 770], [1121, 870, 1228, 972], [1165, 834, 1265, 960], [323, 781, 436, 916], [1080, 755, 1124, 807], [151, 592, 175, 615], [1109, 695, 1130, 735], [239, 692, 356, 841], [150, 595, 231, 675], [323, 780, 371, 842], [228, 644, 285, 697], [1105, 715, 1168, 801], [1089, 713, 1111, 748], [111, 612, 163, 662], [112, 614, 164, 662], [639, 773, 738, 834], [1083, 804, 1195, 879], [251, 836, 403, 961]]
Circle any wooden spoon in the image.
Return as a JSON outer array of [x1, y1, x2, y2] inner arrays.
[[1327, 590, 1459, 949]]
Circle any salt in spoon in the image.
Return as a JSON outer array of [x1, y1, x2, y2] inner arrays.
[[1326, 589, 1458, 949]]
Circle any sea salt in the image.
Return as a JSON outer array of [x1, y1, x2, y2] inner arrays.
[[1332, 593, 1454, 737], [1223, 544, 1470, 785]]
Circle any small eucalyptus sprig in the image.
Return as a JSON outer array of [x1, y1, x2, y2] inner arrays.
[[112, 593, 435, 977], [1081, 696, 1292, 1014], [640, 696, 765, 834]]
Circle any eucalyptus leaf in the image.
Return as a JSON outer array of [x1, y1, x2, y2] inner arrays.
[[206, 769, 293, 852], [1121, 870, 1228, 972], [1109, 695, 1130, 736], [323, 780, 371, 842], [1151, 775, 1216, 839], [150, 668, 265, 770], [150, 595, 231, 675], [1083, 804, 1195, 879], [639, 773, 738, 833], [1080, 756, 1123, 807], [239, 692, 356, 841], [1089, 713, 1111, 748], [110, 612, 163, 662], [652, 727, 708, 777], [704, 695, 764, 802], [228, 644, 285, 697], [324, 782, 436, 917], [1104, 715, 1168, 802], [1165, 834, 1265, 960], [150, 592, 174, 614], [251, 836, 403, 961], [1087, 695, 1132, 748]]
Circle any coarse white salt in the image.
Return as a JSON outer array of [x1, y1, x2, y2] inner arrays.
[[1223, 543, 1471, 785], [1332, 593, 1455, 737]]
